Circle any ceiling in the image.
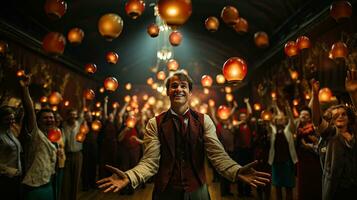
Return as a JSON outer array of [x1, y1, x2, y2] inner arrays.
[[2, 0, 332, 87]]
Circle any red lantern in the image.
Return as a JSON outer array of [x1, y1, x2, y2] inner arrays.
[[91, 120, 102, 132], [261, 110, 272, 121], [98, 13, 124, 41], [330, 1, 352, 22], [157, 71, 166, 80], [48, 128, 62, 142], [284, 41, 299, 57], [42, 32, 66, 55], [0, 41, 8, 55], [84, 63, 97, 74], [330, 41, 348, 59], [106, 51, 119, 64], [201, 75, 213, 87], [205, 16, 219, 32], [104, 77, 119, 92], [126, 115, 137, 128], [222, 57, 248, 82], [125, 0, 145, 19], [233, 17, 248, 34], [221, 6, 239, 26], [217, 105, 231, 120], [157, 0, 192, 29], [167, 59, 179, 71], [147, 23, 160, 37], [254, 31, 269, 48], [48, 91, 62, 105], [44, 0, 67, 19], [67, 28, 84, 45], [319, 87, 333, 103], [216, 74, 225, 84], [83, 89, 95, 100], [169, 31, 182, 46], [296, 36, 311, 50]]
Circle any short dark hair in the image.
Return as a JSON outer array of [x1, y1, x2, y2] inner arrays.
[[36, 108, 55, 121], [0, 106, 14, 119], [165, 70, 193, 92]]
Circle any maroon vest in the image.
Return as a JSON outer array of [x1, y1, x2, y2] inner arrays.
[[154, 109, 206, 193]]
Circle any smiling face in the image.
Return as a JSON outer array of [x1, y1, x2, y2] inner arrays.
[[331, 107, 348, 129], [38, 111, 56, 132], [167, 75, 192, 108], [299, 110, 311, 124]]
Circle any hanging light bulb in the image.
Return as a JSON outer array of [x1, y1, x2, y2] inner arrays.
[[157, 0, 192, 29]]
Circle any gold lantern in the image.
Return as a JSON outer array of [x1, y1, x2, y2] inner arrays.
[[112, 102, 120, 109], [296, 36, 311, 50], [217, 105, 231, 120], [106, 51, 119, 64], [318, 87, 333, 103], [142, 94, 149, 101], [290, 70, 299, 80], [169, 31, 182, 46], [99, 87, 105, 93], [64, 100, 70, 107], [330, 41, 348, 59], [125, 0, 146, 19], [221, 6, 239, 26], [98, 13, 124, 41], [104, 77, 119, 92], [226, 93, 234, 102], [225, 86, 232, 93], [261, 110, 272, 121], [42, 32, 66, 55], [16, 70, 25, 77], [253, 103, 261, 111], [126, 116, 137, 128], [79, 122, 89, 135], [216, 74, 226, 84], [222, 57, 248, 82], [147, 23, 160, 37], [83, 89, 95, 100], [48, 91, 62, 105], [124, 95, 131, 103], [76, 132, 86, 142], [167, 59, 179, 71], [157, 0, 192, 29], [148, 96, 156, 105], [233, 17, 248, 34], [40, 96, 48, 103], [284, 41, 299, 57], [330, 1, 352, 22], [67, 28, 84, 45], [208, 99, 215, 107], [201, 75, 213, 87], [0, 41, 8, 55], [85, 63, 97, 75], [205, 16, 219, 32], [95, 102, 101, 108], [293, 99, 299, 106], [125, 83, 132, 90], [254, 31, 269, 48], [91, 120, 102, 132], [147, 77, 154, 85], [203, 88, 210, 95], [157, 71, 166, 80], [44, 0, 67, 19]]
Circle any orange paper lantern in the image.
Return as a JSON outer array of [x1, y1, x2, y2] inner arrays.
[[83, 89, 95, 100], [44, 0, 67, 19], [42, 32, 66, 55], [91, 120, 102, 132], [216, 74, 226, 84], [167, 59, 179, 71], [330, 41, 348, 59], [84, 63, 97, 75], [169, 31, 182, 46], [40, 96, 48, 103], [157, 0, 192, 29], [147, 23, 160, 37], [48, 91, 62, 105], [157, 71, 166, 80], [208, 99, 215, 107], [221, 6, 239, 26], [106, 51, 119, 64], [261, 110, 272, 121], [201, 75, 213, 87], [205, 16, 219, 32], [99, 87, 105, 93], [147, 77, 154, 85], [284, 41, 299, 57], [330, 1, 352, 22], [76, 132, 86, 142], [67, 28, 84, 45], [79, 122, 89, 134], [125, 83, 132, 90], [125, 0, 145, 19], [226, 93, 234, 102], [64, 100, 70, 107], [98, 13, 124, 41], [217, 105, 231, 120], [126, 115, 137, 128], [104, 77, 119, 92], [253, 103, 262, 111], [233, 17, 248, 34], [296, 36, 311, 50], [254, 31, 269, 48], [16, 70, 25, 77], [222, 57, 248, 82], [318, 87, 333, 103], [47, 128, 62, 142]]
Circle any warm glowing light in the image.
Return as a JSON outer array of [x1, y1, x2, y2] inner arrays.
[[284, 41, 299, 57], [201, 75, 213, 87], [104, 77, 119, 92], [254, 32, 269, 48], [98, 13, 124, 41], [157, 71, 166, 80], [112, 102, 119, 108], [44, 0, 67, 19], [16, 70, 25, 77], [42, 32, 66, 55], [67, 27, 84, 45], [169, 31, 182, 46], [216, 74, 225, 84], [296, 36, 311, 50], [330, 41, 348, 59], [221, 6, 239, 26], [76, 132, 86, 142], [125, 83, 132, 90], [48, 91, 62, 105], [85, 63, 97, 75], [95, 102, 101, 108], [158, 0, 192, 28], [217, 105, 231, 120], [225, 86, 232, 94], [318, 87, 333, 103], [203, 88, 209, 95], [147, 23, 160, 37], [126, 115, 137, 128], [40, 96, 48, 103], [64, 100, 70, 107], [124, 95, 131, 103], [83, 89, 95, 100], [253, 103, 261, 111], [99, 87, 105, 93], [233, 17, 248, 34], [147, 77, 154, 85], [261, 110, 272, 121], [106, 51, 119, 64], [91, 120, 102, 131], [167, 59, 179, 71], [293, 99, 299, 106], [222, 57, 248, 82], [290, 70, 299, 80], [205, 16, 219, 32], [226, 93, 234, 102], [330, 1, 352, 22], [125, 0, 145, 19]]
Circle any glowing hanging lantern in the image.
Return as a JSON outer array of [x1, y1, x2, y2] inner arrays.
[[330, 1, 352, 22], [290, 70, 299, 80], [16, 70, 25, 77], [305, 93, 311, 100], [98, 13, 124, 41], [296, 36, 311, 50], [222, 57, 248, 82], [217, 105, 231, 120], [91, 120, 102, 132], [169, 31, 182, 46], [152, 83, 158, 90], [142, 94, 149, 101], [318, 87, 333, 103], [271, 92, 277, 100], [125, 0, 145, 19], [330, 41, 348, 59], [84, 63, 97, 75], [147, 23, 160, 37], [112, 102, 120, 108], [157, 71, 166, 80], [99, 87, 105, 93], [293, 99, 299, 106], [147, 77, 154, 85], [83, 89, 95, 100], [125, 83, 132, 90], [216, 74, 226, 84], [148, 96, 156, 105], [157, 0, 192, 29], [201, 75, 213, 87], [167, 59, 179, 71], [47, 128, 62, 142], [0, 41, 8, 55], [226, 93, 234, 102], [51, 106, 58, 112], [67, 28, 84, 45], [124, 95, 131, 103], [104, 77, 119, 92], [253, 103, 261, 111], [106, 51, 119, 64], [203, 88, 209, 95], [199, 105, 208, 114], [261, 110, 272, 121], [126, 115, 137, 128], [40, 96, 48, 103], [48, 91, 62, 105], [225, 86, 232, 93], [205, 16, 219, 32], [95, 102, 101, 108], [233, 17, 248, 34], [42, 32, 66, 55], [208, 99, 215, 107], [79, 122, 89, 134], [44, 0, 67, 19], [221, 6, 239, 26], [76, 132, 86, 143], [284, 41, 299, 57], [254, 31, 269, 48], [64, 100, 70, 107]]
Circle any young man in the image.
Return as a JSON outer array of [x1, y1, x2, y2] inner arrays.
[[97, 70, 270, 199]]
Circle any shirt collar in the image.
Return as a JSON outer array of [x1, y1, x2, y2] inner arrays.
[[170, 108, 189, 117]]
